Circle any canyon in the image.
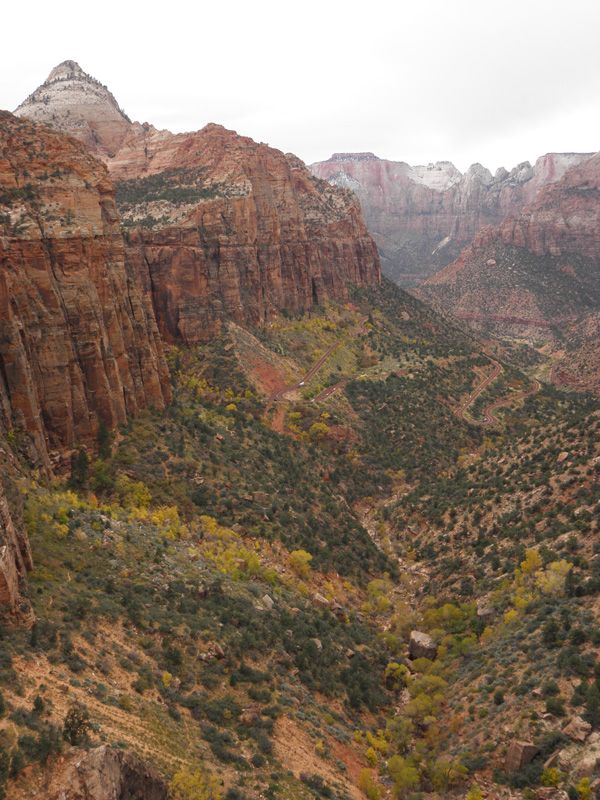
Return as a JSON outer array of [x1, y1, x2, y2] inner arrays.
[[416, 152, 600, 342], [309, 151, 591, 287]]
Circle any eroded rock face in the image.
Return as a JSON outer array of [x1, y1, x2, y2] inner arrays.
[[0, 111, 171, 470], [309, 152, 591, 287], [16, 63, 381, 346], [50, 745, 168, 800], [0, 478, 32, 615], [122, 134, 380, 344], [416, 151, 600, 342]]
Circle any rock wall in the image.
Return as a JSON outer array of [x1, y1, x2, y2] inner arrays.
[[0, 476, 32, 616], [16, 63, 381, 345], [0, 111, 171, 470], [122, 131, 380, 344], [416, 152, 600, 339], [309, 152, 592, 287], [49, 745, 168, 800]]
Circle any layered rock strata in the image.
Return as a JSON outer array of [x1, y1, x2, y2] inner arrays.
[[16, 63, 381, 344], [0, 477, 32, 615], [417, 152, 600, 340], [0, 111, 171, 470], [121, 133, 380, 344], [310, 152, 591, 286]]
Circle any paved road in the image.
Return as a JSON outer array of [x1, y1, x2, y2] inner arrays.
[[455, 357, 502, 420], [481, 380, 541, 424], [264, 316, 368, 413], [456, 355, 541, 425]]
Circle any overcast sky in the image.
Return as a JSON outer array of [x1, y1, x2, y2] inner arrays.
[[2, 0, 599, 172]]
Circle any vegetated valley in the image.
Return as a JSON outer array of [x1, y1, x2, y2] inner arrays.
[[3, 59, 600, 800], [1, 276, 600, 800]]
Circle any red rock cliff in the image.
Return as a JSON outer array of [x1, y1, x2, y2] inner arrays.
[[0, 112, 171, 470], [0, 476, 32, 618], [16, 63, 381, 345], [121, 129, 380, 344]]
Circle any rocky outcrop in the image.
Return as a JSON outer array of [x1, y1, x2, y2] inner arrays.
[[16, 63, 381, 345], [0, 477, 32, 615], [417, 152, 600, 343], [408, 630, 437, 660], [563, 716, 592, 743], [310, 152, 591, 287], [0, 111, 171, 470], [50, 745, 168, 800], [504, 740, 540, 772]]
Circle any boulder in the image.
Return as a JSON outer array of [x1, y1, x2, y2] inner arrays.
[[544, 751, 561, 770], [408, 631, 437, 660], [504, 740, 540, 772], [563, 716, 592, 743], [56, 745, 168, 800], [313, 593, 330, 609], [261, 594, 274, 610]]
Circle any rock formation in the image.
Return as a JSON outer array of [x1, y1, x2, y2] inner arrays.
[[50, 745, 168, 800], [408, 630, 437, 660], [504, 740, 540, 772], [16, 63, 381, 344], [0, 111, 171, 470], [0, 477, 32, 616], [309, 152, 592, 287], [416, 152, 600, 342]]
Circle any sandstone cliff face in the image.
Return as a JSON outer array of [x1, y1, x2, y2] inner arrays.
[[0, 476, 32, 617], [48, 746, 168, 800], [416, 152, 600, 341], [309, 152, 591, 287], [0, 111, 171, 470], [121, 131, 380, 344], [16, 63, 381, 345]]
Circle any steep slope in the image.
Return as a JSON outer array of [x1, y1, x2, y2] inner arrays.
[[0, 111, 171, 471], [309, 152, 591, 286], [417, 152, 600, 345], [16, 63, 381, 343]]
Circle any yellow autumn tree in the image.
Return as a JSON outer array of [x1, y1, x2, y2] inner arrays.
[[289, 549, 313, 578], [170, 767, 222, 800]]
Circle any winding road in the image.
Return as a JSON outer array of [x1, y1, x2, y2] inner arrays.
[[455, 357, 502, 421], [455, 355, 541, 425], [264, 317, 368, 413]]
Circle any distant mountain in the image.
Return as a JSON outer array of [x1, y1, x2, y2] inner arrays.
[[415, 151, 600, 387], [309, 151, 592, 287]]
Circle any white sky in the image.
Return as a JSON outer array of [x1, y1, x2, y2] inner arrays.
[[2, 0, 599, 173]]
